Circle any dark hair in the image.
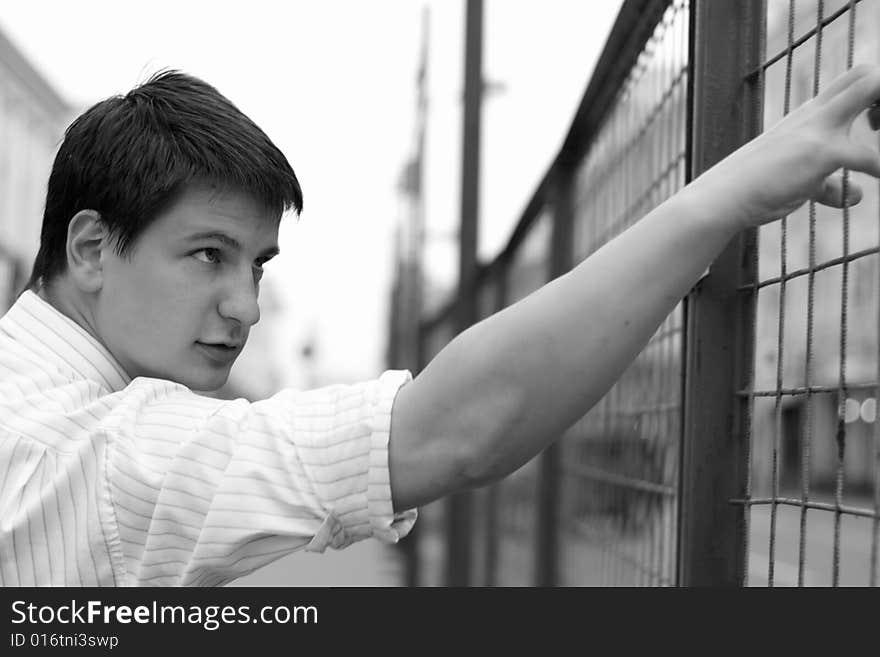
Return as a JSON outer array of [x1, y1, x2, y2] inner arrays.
[[27, 69, 303, 290]]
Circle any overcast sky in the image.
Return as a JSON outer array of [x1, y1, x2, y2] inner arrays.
[[0, 0, 622, 385]]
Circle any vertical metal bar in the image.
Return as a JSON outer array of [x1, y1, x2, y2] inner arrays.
[[741, 0, 767, 590], [654, 5, 675, 587], [768, 0, 796, 589], [677, 0, 764, 586], [483, 264, 506, 587], [399, 7, 431, 589], [446, 0, 483, 587], [406, 312, 433, 587], [601, 395, 612, 586], [831, 0, 857, 589], [652, 10, 669, 586], [648, 21, 662, 588], [798, 0, 824, 589], [644, 21, 662, 587], [668, 4, 687, 587], [534, 173, 574, 587]]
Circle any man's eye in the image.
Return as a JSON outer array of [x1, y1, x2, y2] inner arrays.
[[193, 248, 222, 264]]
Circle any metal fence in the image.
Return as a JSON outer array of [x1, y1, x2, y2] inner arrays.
[[392, 0, 880, 586], [742, 0, 880, 587]]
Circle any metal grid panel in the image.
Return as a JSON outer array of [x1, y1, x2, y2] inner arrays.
[[491, 208, 552, 586], [558, 0, 689, 586], [742, 0, 880, 587]]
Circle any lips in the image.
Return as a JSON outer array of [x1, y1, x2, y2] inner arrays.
[[195, 341, 242, 364]]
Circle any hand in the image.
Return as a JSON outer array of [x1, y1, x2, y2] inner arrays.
[[693, 63, 880, 231]]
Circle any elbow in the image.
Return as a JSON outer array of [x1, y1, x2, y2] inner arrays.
[[456, 383, 525, 490], [457, 442, 494, 490]]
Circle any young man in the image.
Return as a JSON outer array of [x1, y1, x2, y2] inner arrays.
[[1, 67, 879, 586]]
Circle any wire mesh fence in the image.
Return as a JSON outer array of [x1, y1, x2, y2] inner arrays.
[[487, 209, 552, 585], [740, 0, 880, 587], [557, 0, 688, 586], [397, 0, 880, 586]]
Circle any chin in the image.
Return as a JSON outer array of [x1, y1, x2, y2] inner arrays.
[[165, 369, 230, 393]]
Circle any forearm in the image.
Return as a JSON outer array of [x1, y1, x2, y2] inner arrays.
[[431, 182, 739, 485], [389, 65, 880, 512]]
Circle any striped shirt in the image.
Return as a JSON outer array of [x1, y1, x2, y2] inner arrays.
[[0, 291, 416, 586]]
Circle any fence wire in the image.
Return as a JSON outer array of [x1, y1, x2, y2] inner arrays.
[[487, 210, 552, 585], [738, 0, 880, 587], [557, 0, 689, 586], [405, 0, 880, 587]]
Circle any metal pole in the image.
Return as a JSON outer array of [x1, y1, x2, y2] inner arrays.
[[534, 174, 574, 586], [402, 7, 431, 588], [677, 0, 764, 587], [483, 264, 507, 587], [446, 0, 483, 587]]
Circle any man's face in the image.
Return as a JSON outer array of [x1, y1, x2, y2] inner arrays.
[[94, 186, 280, 391]]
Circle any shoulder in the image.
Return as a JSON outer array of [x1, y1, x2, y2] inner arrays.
[[102, 377, 229, 434], [246, 370, 412, 429]]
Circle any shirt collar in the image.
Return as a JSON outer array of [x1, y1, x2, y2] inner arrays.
[[1, 290, 131, 392]]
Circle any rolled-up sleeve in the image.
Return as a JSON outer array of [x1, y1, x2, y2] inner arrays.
[[102, 370, 417, 586]]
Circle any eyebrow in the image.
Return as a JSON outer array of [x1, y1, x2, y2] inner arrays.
[[186, 231, 280, 259]]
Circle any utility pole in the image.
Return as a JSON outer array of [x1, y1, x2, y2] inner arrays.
[[399, 6, 430, 588], [446, 0, 483, 588]]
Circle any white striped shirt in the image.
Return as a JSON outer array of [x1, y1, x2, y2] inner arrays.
[[0, 291, 416, 586]]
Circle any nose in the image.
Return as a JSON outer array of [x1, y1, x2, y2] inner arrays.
[[217, 269, 261, 328]]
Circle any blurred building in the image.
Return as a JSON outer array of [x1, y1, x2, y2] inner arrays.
[[0, 26, 72, 312], [752, 2, 880, 496]]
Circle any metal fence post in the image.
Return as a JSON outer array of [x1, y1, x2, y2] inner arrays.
[[534, 172, 575, 587], [483, 263, 508, 587], [677, 0, 764, 587], [446, 0, 484, 587]]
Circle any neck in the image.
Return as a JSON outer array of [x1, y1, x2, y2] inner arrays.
[[37, 281, 104, 347]]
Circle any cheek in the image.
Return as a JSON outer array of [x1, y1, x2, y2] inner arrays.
[[102, 263, 209, 341]]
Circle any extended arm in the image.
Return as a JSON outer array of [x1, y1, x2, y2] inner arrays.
[[389, 65, 880, 512]]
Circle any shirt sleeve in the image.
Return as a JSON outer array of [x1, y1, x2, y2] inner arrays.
[[101, 370, 417, 586]]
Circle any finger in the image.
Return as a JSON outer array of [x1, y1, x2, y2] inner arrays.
[[811, 174, 863, 208], [826, 67, 880, 124], [815, 63, 874, 104]]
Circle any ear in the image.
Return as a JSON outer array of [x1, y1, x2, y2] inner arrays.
[[66, 210, 110, 293]]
